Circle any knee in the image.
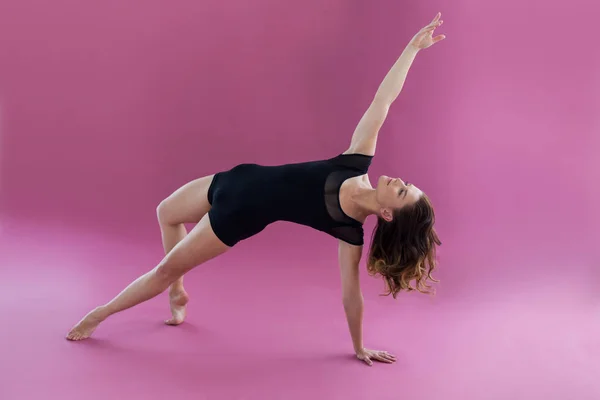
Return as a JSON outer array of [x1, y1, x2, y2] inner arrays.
[[156, 199, 173, 225], [154, 262, 180, 286]]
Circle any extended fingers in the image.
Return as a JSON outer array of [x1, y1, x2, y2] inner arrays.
[[373, 353, 394, 363], [426, 19, 443, 31], [358, 350, 397, 366], [374, 351, 397, 363]]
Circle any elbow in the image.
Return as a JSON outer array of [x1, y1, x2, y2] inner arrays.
[[368, 98, 391, 123], [342, 290, 364, 309], [372, 94, 392, 109]]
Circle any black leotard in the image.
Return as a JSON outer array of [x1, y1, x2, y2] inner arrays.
[[207, 153, 373, 247]]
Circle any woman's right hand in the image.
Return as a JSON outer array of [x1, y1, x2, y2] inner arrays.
[[408, 12, 446, 51]]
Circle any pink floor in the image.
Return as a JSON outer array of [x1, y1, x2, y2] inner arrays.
[[0, 216, 598, 400]]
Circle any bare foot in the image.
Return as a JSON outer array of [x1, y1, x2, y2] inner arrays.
[[165, 289, 189, 326], [66, 307, 106, 341]]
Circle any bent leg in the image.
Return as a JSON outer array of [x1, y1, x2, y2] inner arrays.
[[66, 214, 229, 340], [156, 175, 214, 324]]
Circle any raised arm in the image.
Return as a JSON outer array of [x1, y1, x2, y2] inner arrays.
[[344, 13, 445, 156], [338, 240, 396, 366]]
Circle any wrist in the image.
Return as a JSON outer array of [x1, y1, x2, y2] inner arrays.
[[406, 43, 421, 54]]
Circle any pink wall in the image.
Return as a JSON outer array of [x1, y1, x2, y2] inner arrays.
[[355, 2, 600, 295], [0, 1, 597, 295], [0, 0, 352, 239]]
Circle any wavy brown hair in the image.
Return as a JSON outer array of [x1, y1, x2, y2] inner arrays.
[[367, 193, 441, 298]]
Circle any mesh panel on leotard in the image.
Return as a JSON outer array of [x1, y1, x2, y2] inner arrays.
[[322, 154, 372, 245]]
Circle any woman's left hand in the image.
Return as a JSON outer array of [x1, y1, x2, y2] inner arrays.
[[409, 12, 446, 50], [356, 348, 397, 366]]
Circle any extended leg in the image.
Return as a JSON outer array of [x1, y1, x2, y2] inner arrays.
[[66, 214, 229, 340]]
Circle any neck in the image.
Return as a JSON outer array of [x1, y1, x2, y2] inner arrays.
[[349, 186, 381, 220]]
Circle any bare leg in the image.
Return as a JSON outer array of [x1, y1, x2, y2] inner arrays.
[[156, 175, 214, 325], [66, 214, 229, 340], [162, 223, 190, 325]]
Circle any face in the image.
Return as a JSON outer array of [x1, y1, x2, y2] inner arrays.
[[376, 175, 423, 222]]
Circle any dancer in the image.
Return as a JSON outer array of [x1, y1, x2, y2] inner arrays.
[[67, 13, 445, 366]]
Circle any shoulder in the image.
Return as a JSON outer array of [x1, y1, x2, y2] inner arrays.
[[342, 146, 374, 158], [330, 151, 374, 172]]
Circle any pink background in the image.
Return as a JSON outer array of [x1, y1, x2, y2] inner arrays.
[[0, 1, 598, 399]]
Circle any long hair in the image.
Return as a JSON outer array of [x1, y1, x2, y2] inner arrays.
[[367, 194, 441, 298]]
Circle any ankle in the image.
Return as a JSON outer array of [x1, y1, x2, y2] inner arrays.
[[93, 305, 110, 321], [169, 285, 185, 295]]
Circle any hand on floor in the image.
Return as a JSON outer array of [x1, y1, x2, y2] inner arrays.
[[356, 348, 397, 366]]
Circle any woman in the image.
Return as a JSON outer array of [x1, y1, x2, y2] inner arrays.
[[67, 13, 445, 366]]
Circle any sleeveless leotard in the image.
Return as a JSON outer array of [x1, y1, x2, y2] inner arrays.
[[207, 153, 373, 247]]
